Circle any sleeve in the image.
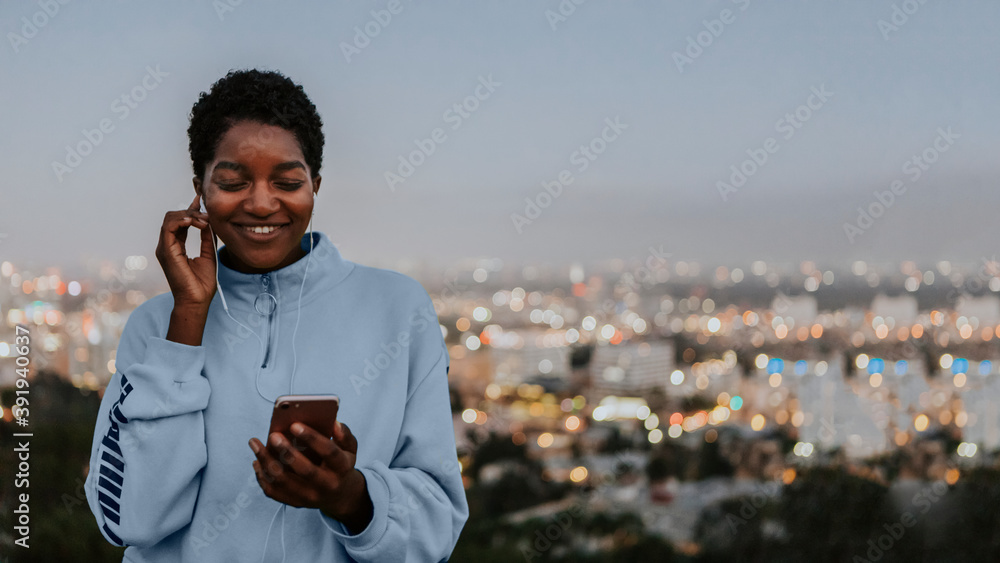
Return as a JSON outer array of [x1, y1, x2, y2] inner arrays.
[[84, 308, 212, 548], [318, 341, 469, 562]]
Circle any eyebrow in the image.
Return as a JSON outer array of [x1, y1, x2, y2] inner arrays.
[[273, 161, 306, 172], [213, 161, 306, 173], [213, 161, 244, 172]]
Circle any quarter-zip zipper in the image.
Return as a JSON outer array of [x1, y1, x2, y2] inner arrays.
[[260, 273, 274, 368]]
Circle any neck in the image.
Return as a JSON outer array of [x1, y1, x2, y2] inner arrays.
[[219, 245, 308, 274]]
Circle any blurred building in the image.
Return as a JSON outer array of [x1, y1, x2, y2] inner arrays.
[[955, 294, 1000, 325], [774, 294, 817, 325], [490, 327, 572, 388], [591, 340, 674, 396], [870, 293, 919, 326]]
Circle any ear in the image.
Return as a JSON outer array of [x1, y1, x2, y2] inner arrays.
[[312, 175, 321, 196], [192, 176, 203, 198]]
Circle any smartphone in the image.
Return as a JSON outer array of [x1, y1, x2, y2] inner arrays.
[[267, 394, 340, 465]]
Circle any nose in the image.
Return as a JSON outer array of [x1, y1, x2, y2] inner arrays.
[[243, 181, 281, 216]]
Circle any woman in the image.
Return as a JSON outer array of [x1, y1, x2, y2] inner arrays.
[[84, 68, 468, 562]]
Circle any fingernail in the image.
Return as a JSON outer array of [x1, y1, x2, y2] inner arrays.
[[291, 423, 304, 435], [249, 440, 259, 454]]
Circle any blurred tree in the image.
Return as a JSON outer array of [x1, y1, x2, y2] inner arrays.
[[602, 426, 631, 454], [449, 384, 462, 413], [696, 439, 734, 480], [0, 371, 126, 562], [466, 430, 531, 481], [645, 387, 667, 412]]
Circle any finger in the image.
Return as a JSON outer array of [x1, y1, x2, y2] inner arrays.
[[268, 432, 322, 478], [253, 458, 292, 503], [253, 459, 315, 508], [180, 215, 210, 230], [163, 211, 211, 254], [264, 433, 325, 501], [250, 439, 279, 490], [256, 435, 299, 485], [333, 422, 359, 455], [290, 423, 359, 479], [290, 422, 338, 460], [252, 436, 289, 472], [289, 423, 352, 474], [249, 437, 267, 458], [165, 214, 190, 257], [184, 195, 211, 223]]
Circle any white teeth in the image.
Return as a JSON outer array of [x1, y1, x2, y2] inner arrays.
[[245, 225, 282, 234]]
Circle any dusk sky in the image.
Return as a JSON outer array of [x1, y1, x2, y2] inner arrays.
[[2, 1, 999, 274]]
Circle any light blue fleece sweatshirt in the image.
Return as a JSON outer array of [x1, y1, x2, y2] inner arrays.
[[84, 231, 469, 562]]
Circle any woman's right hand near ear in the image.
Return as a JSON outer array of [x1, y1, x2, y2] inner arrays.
[[155, 193, 216, 346]]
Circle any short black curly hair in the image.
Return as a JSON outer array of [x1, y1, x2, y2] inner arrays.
[[187, 68, 324, 181]]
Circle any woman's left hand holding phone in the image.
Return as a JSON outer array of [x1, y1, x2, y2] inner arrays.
[[248, 421, 374, 534]]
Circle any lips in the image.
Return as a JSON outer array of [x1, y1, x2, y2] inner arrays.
[[235, 223, 289, 242]]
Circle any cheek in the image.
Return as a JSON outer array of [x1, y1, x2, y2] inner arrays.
[[292, 199, 314, 218], [206, 200, 241, 221]]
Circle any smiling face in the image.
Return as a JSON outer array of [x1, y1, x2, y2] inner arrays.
[[193, 120, 320, 274]]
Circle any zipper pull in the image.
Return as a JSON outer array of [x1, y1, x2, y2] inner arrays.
[[259, 272, 275, 368], [254, 273, 277, 315]]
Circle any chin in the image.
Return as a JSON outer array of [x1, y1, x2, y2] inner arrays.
[[249, 252, 289, 268]]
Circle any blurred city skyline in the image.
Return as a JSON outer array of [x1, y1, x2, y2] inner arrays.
[[3, 2, 1000, 272]]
